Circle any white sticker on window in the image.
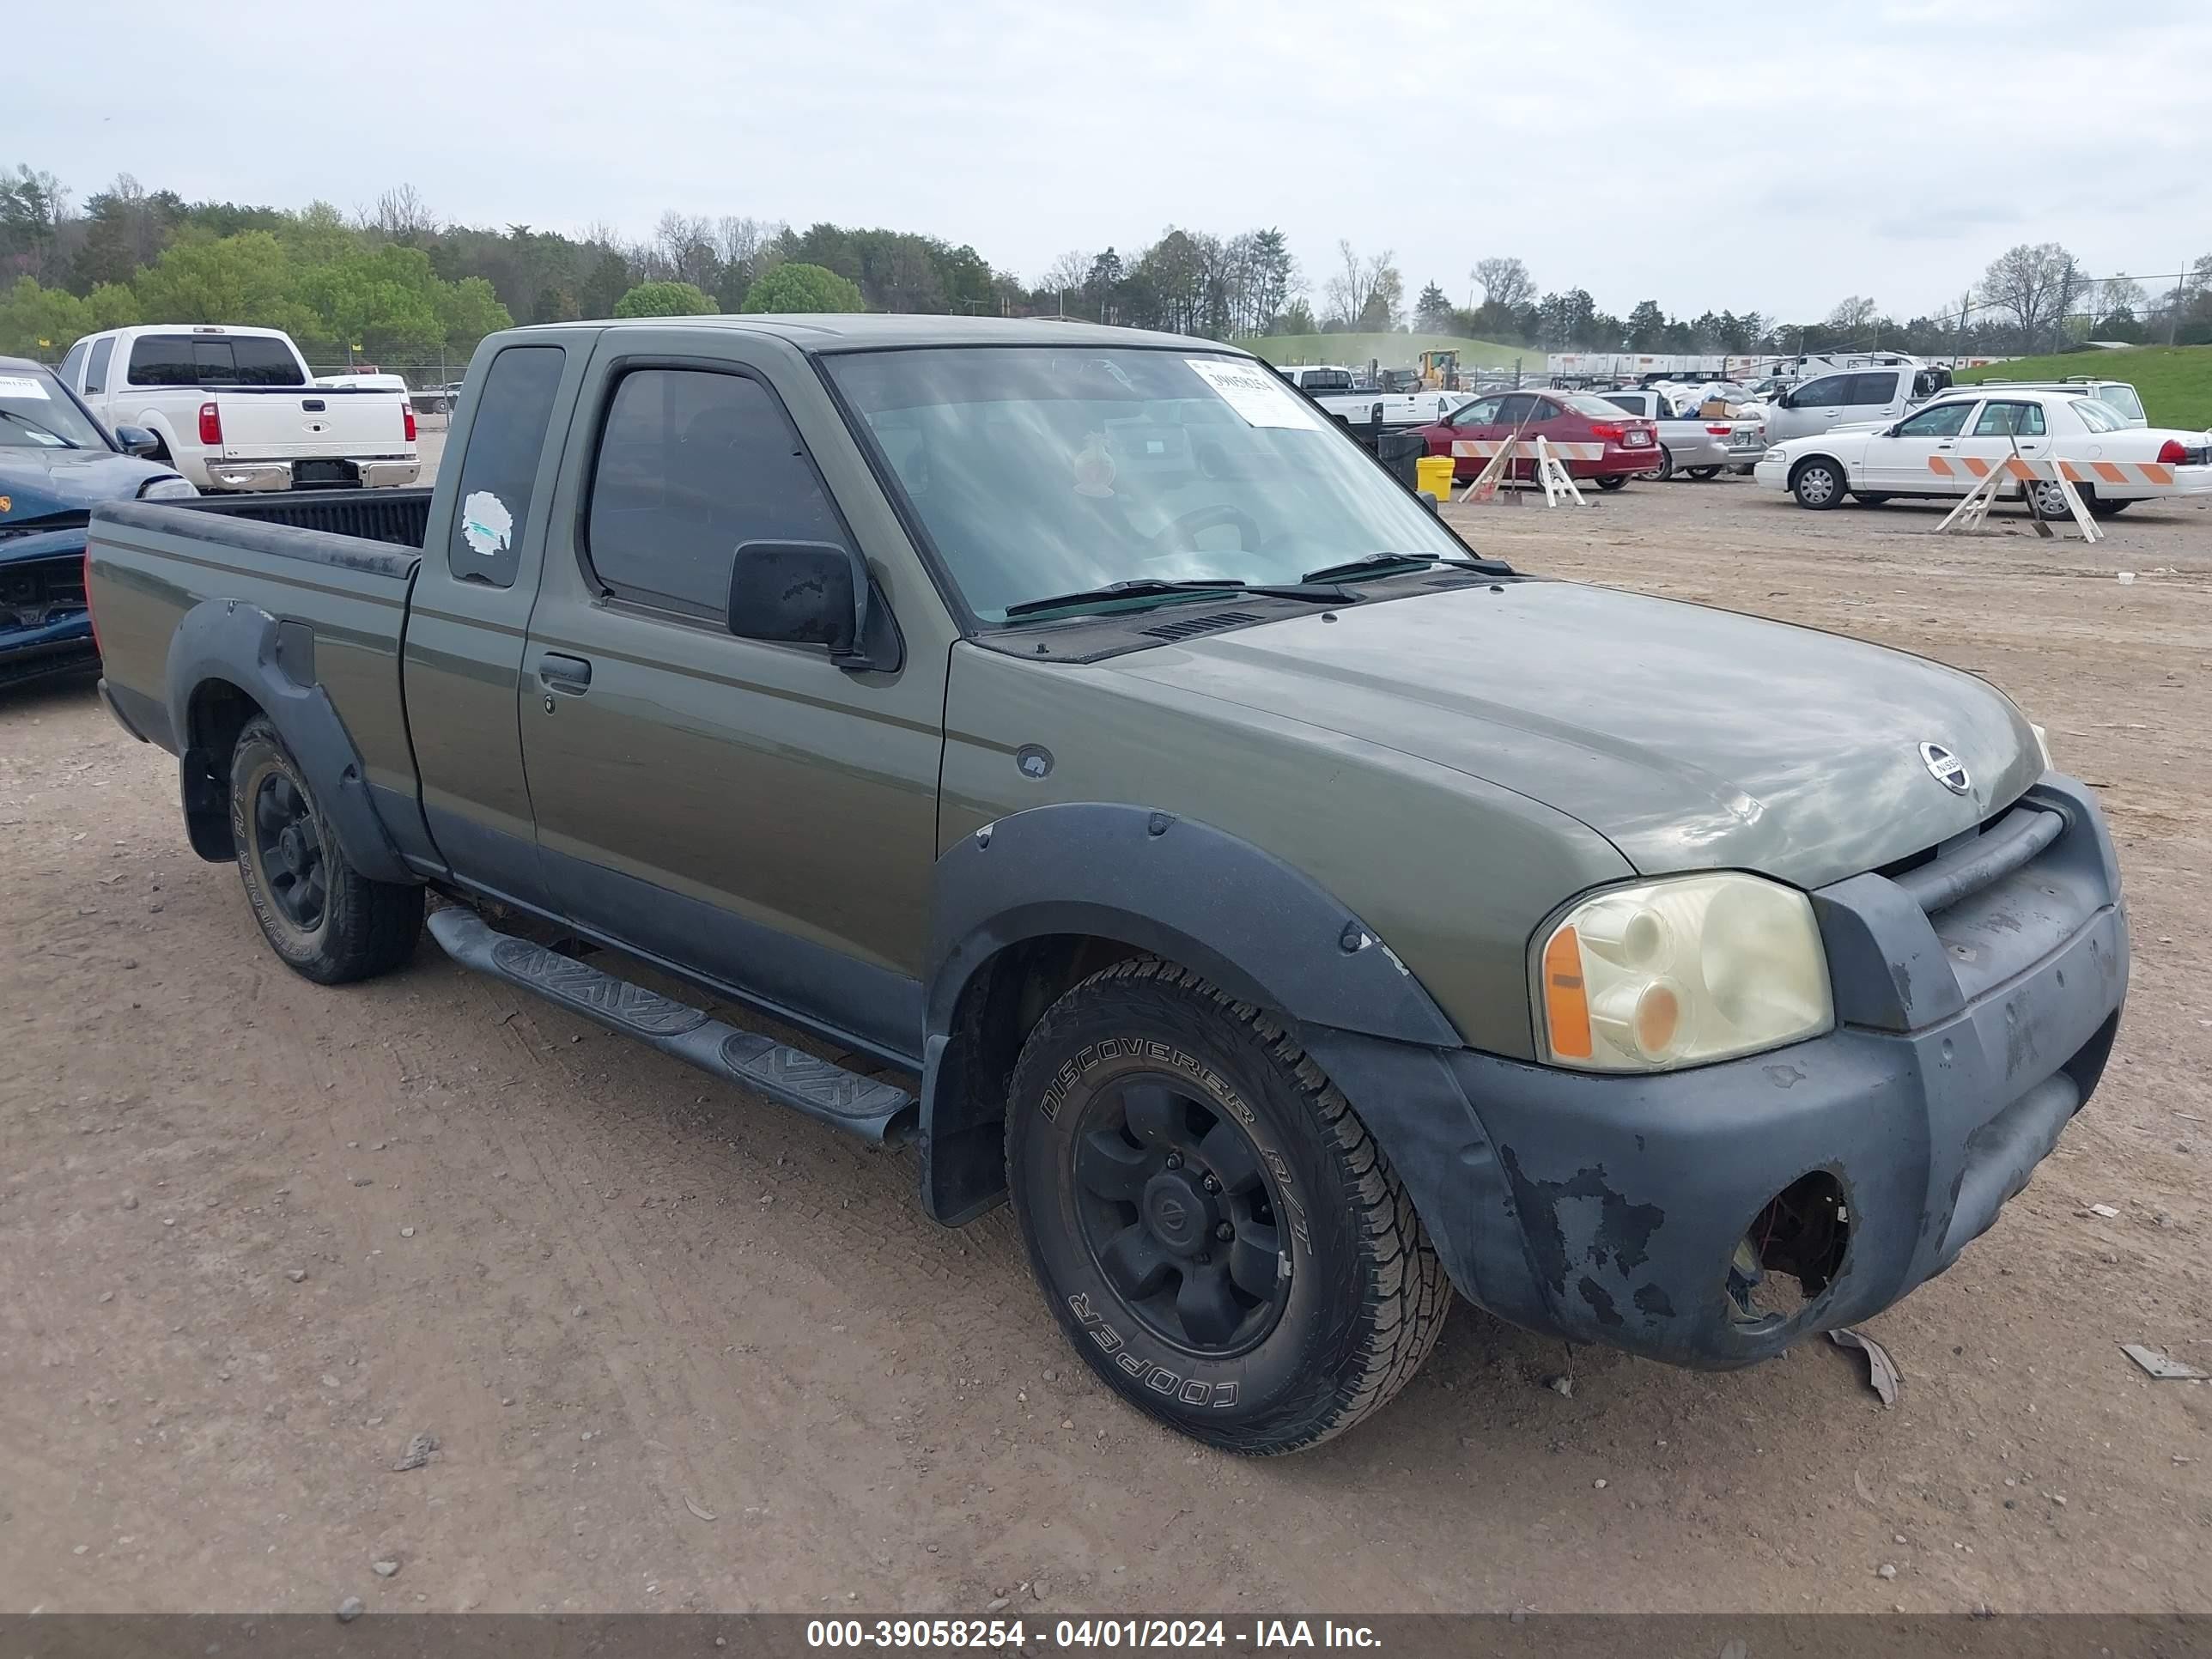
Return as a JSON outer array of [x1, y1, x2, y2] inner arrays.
[[1184, 358, 1323, 429], [0, 374, 53, 400], [461, 489, 514, 558]]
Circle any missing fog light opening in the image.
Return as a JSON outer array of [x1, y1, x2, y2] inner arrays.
[[1726, 1171, 1850, 1328]]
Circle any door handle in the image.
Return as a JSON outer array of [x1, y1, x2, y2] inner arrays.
[[538, 653, 592, 693]]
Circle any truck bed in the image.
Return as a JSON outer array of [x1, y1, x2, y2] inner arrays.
[[87, 494, 427, 811]]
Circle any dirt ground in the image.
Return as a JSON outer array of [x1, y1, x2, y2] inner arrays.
[[3, 474, 2208, 1616]]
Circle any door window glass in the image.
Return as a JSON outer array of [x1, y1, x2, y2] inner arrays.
[[1844, 372, 1899, 406], [585, 368, 848, 620], [1895, 403, 1972, 438], [1972, 401, 2045, 437]]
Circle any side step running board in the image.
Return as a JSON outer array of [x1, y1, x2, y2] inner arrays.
[[426, 906, 918, 1145]]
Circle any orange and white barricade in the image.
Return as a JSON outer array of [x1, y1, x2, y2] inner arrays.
[[1931, 453, 2102, 542], [1928, 454, 2184, 490], [1451, 436, 1597, 507]]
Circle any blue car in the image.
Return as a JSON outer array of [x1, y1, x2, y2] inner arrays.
[[1, 356, 195, 690]]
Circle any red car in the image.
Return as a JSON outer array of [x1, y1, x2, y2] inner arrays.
[[1419, 389, 1661, 489]]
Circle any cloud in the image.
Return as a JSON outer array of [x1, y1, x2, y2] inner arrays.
[[11, 0, 2210, 324]]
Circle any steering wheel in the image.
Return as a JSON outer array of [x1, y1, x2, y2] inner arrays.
[[1150, 503, 1263, 553]]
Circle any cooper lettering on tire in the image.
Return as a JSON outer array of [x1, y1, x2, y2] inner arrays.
[[1006, 957, 1449, 1454]]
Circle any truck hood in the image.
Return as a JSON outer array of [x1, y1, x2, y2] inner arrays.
[[0, 447, 182, 520], [1109, 580, 2042, 889]]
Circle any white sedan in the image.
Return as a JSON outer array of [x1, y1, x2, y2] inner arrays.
[[1753, 388, 2212, 518]]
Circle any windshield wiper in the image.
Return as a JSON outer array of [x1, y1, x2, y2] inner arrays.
[[0, 406, 82, 447], [1299, 552, 1511, 584], [1003, 580, 1249, 620]]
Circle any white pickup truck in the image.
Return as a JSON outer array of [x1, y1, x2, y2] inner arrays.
[[58, 325, 420, 493], [1274, 363, 1462, 427]]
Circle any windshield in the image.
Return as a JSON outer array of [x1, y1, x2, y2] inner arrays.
[[2070, 398, 2124, 433], [826, 347, 1466, 622], [0, 368, 108, 449]]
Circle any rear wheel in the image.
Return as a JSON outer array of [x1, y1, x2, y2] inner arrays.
[[1595, 473, 1629, 491], [230, 717, 422, 984], [1791, 458, 1845, 509], [1687, 465, 1722, 481], [1006, 958, 1449, 1455], [1854, 492, 1893, 506], [2076, 485, 2129, 519]]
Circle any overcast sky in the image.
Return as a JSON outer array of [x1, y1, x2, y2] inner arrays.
[[17, 0, 2209, 324]]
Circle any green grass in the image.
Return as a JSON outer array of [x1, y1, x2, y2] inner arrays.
[[1956, 345, 2212, 429], [1240, 331, 1536, 373]]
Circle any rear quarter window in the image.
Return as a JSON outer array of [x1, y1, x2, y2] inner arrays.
[[444, 345, 568, 591]]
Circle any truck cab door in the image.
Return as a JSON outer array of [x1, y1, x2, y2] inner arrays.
[[516, 330, 954, 1063], [402, 340, 585, 913]]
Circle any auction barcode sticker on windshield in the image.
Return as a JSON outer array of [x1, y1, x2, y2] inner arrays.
[[0, 374, 53, 400], [1185, 358, 1323, 429]]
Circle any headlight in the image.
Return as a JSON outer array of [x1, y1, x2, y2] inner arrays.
[[1536, 872, 1832, 1072], [1762, 447, 1785, 463], [138, 476, 198, 501], [2030, 721, 2054, 771]]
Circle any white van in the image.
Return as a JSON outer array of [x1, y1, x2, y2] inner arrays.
[[1762, 364, 1950, 446]]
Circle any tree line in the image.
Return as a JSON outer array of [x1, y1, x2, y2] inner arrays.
[[3, 161, 2207, 370]]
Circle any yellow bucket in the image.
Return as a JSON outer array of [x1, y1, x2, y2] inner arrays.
[[1415, 453, 1455, 501]]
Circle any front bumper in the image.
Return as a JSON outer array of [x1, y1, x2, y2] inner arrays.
[[1311, 775, 2128, 1369]]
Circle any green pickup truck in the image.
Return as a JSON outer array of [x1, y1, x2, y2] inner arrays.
[[86, 316, 2129, 1454]]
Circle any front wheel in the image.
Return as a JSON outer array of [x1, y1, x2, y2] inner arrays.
[[1687, 465, 1722, 481], [1854, 492, 1893, 506], [1006, 958, 1449, 1455], [1791, 459, 1845, 509], [1594, 473, 1629, 491], [230, 717, 423, 984], [1654, 447, 1676, 482]]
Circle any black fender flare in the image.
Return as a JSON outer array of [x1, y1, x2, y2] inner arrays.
[[164, 597, 417, 885], [916, 802, 1462, 1223]]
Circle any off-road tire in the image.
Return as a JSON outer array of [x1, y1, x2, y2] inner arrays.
[[230, 717, 422, 985], [1791, 457, 1845, 509], [1006, 957, 1449, 1455]]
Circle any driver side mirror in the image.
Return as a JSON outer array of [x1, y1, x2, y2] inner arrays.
[[113, 423, 160, 458], [726, 540, 902, 674]]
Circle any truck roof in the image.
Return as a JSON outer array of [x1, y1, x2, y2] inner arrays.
[[509, 313, 1237, 355]]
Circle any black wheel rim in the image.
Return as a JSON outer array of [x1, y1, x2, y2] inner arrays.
[[1069, 1073, 1291, 1357], [252, 771, 327, 930]]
